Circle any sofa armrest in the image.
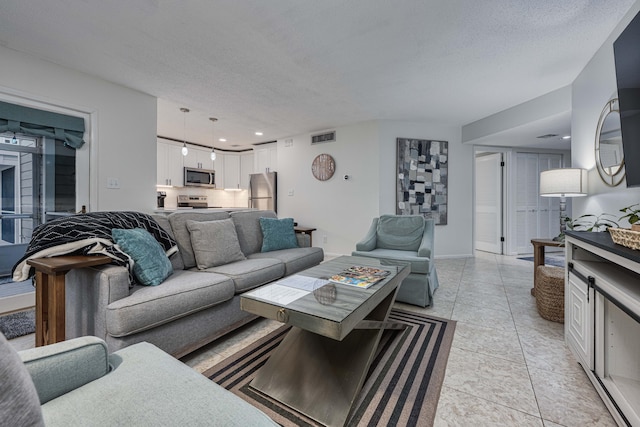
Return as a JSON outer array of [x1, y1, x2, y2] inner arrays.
[[65, 265, 131, 341], [19, 336, 110, 404], [296, 233, 311, 247], [355, 218, 379, 251], [418, 219, 434, 259]]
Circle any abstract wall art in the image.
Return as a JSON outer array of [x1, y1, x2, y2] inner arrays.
[[396, 137, 448, 225]]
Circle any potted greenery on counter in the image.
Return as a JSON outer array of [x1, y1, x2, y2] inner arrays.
[[564, 213, 619, 233], [619, 203, 640, 228]]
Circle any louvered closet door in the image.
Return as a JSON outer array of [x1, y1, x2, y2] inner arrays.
[[516, 153, 540, 253], [475, 153, 503, 253], [515, 152, 563, 254], [538, 154, 562, 241]]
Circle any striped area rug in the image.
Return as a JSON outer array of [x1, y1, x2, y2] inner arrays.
[[206, 309, 455, 426]]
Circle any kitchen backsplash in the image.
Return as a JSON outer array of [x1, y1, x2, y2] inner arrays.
[[160, 187, 249, 209]]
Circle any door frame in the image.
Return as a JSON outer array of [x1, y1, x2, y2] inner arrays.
[[0, 86, 96, 212]]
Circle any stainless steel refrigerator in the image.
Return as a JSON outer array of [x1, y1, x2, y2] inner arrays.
[[248, 172, 277, 212]]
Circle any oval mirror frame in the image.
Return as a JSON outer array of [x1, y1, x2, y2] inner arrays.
[[595, 98, 625, 186]]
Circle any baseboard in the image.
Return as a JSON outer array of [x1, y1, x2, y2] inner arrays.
[[0, 291, 35, 315]]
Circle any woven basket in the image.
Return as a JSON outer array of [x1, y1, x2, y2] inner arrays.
[[535, 265, 564, 323], [609, 227, 640, 250]]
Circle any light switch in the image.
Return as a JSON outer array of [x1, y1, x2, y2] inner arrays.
[[107, 177, 120, 189]]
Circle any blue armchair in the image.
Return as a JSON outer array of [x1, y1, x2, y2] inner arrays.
[[352, 215, 439, 307], [0, 332, 277, 426]]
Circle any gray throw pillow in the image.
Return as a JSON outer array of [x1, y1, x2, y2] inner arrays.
[[186, 219, 246, 269], [0, 332, 45, 426]]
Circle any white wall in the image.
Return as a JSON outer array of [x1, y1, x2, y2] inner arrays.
[[0, 46, 157, 212], [277, 120, 473, 258], [572, 1, 640, 223]]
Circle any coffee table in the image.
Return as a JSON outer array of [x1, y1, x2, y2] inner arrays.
[[240, 255, 410, 427]]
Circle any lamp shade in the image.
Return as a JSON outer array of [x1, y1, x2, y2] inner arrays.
[[539, 168, 588, 197]]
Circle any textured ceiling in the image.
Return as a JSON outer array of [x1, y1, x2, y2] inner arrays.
[[0, 1, 635, 150]]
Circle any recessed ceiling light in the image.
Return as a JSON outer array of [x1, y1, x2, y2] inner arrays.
[[219, 138, 227, 142], [562, 135, 571, 140], [255, 131, 263, 136]]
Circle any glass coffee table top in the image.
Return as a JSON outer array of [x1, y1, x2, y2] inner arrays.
[[241, 255, 409, 341]]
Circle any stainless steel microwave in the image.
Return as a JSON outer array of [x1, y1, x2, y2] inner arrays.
[[184, 167, 215, 188]]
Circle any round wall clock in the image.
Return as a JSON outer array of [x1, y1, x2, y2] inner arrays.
[[311, 154, 336, 181]]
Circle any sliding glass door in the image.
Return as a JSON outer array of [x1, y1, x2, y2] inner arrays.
[[0, 133, 76, 277]]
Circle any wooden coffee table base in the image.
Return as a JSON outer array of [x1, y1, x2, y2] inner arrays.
[[250, 289, 401, 427]]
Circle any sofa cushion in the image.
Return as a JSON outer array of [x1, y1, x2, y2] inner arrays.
[[376, 215, 425, 251], [112, 228, 173, 286], [152, 214, 184, 271], [248, 247, 325, 276], [106, 270, 235, 337], [168, 211, 231, 269], [186, 219, 246, 269], [259, 217, 299, 252], [0, 332, 45, 427], [351, 248, 430, 274], [230, 210, 277, 256], [202, 258, 284, 293]]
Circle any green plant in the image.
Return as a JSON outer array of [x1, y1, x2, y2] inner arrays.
[[564, 213, 619, 232], [619, 203, 640, 225]]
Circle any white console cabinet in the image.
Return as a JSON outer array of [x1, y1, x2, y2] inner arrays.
[[565, 231, 640, 427]]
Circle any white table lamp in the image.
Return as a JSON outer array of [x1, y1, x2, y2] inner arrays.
[[540, 168, 588, 239]]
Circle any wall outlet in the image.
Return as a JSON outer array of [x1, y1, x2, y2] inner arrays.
[[323, 235, 328, 244], [288, 189, 294, 196], [106, 177, 120, 189]]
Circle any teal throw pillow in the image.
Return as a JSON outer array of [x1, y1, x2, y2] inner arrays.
[[112, 228, 173, 286], [259, 217, 299, 252]]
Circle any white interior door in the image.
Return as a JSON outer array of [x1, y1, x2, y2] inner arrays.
[[475, 153, 503, 254]]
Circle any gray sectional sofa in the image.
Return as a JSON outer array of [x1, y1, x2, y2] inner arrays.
[[64, 209, 324, 357]]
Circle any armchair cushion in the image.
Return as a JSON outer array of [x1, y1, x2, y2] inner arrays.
[[376, 215, 425, 251], [351, 248, 431, 274], [20, 336, 109, 404], [0, 332, 44, 426]]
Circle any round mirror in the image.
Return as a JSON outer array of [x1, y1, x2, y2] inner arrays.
[[595, 98, 625, 186]]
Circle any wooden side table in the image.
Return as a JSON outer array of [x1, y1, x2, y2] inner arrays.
[[530, 239, 564, 296], [294, 226, 317, 246], [27, 255, 112, 346]]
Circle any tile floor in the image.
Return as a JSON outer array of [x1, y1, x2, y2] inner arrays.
[[9, 252, 617, 426]]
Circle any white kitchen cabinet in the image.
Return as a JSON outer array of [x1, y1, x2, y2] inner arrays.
[[223, 153, 241, 190], [240, 152, 254, 189], [183, 146, 214, 170], [254, 143, 277, 173], [157, 141, 184, 186], [213, 152, 224, 189]]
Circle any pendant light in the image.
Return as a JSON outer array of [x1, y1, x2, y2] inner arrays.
[[209, 117, 218, 161], [180, 107, 189, 156]]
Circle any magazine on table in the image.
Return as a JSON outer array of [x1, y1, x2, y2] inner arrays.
[[328, 266, 391, 289]]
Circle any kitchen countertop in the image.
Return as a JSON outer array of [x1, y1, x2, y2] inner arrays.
[[153, 207, 253, 213]]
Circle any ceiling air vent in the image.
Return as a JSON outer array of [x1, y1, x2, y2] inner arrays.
[[536, 134, 559, 139], [311, 131, 336, 145]]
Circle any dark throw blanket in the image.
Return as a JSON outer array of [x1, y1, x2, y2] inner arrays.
[[11, 211, 177, 283]]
